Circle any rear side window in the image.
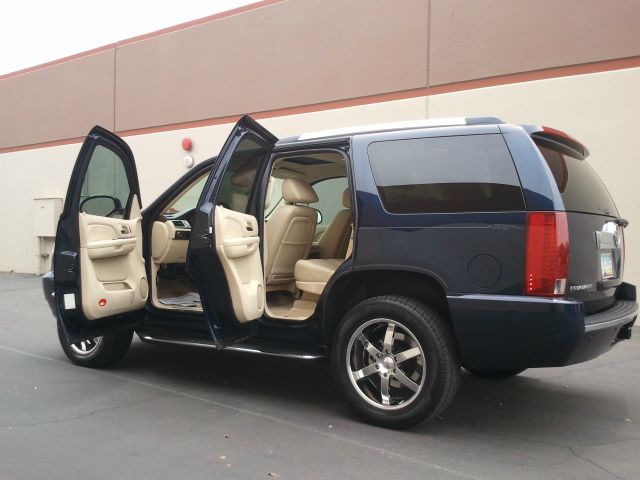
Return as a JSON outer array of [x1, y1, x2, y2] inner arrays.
[[368, 134, 524, 214], [534, 139, 618, 217]]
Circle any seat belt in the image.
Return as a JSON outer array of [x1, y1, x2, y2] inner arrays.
[[345, 224, 354, 259]]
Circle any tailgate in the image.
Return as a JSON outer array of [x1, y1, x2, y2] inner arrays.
[[531, 129, 626, 313], [566, 212, 624, 313]]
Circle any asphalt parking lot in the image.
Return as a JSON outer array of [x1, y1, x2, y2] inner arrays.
[[1, 273, 639, 480]]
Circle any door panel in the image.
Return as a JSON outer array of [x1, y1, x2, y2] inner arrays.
[[214, 206, 264, 322], [79, 212, 147, 320], [54, 126, 144, 341], [188, 115, 277, 343]]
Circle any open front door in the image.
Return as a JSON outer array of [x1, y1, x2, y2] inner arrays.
[[188, 116, 277, 344], [54, 126, 147, 342]]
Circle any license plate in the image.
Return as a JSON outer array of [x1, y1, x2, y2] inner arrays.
[[600, 252, 615, 279]]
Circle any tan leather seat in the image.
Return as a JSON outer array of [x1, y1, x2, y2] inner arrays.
[[295, 210, 353, 296], [317, 188, 352, 259], [265, 178, 319, 286], [294, 258, 343, 295]]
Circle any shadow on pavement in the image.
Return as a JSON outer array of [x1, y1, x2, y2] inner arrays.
[[115, 338, 629, 446]]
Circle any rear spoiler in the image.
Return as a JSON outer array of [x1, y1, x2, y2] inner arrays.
[[521, 125, 589, 159]]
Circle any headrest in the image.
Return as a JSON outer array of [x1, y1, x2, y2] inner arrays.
[[342, 188, 351, 208], [282, 178, 318, 204]]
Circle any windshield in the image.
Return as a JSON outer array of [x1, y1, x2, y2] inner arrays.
[[165, 174, 209, 217]]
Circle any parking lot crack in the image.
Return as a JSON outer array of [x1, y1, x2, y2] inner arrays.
[[1, 392, 168, 429], [568, 446, 626, 480], [471, 423, 628, 479]]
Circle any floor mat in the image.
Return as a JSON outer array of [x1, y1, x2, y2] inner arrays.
[[158, 291, 202, 307]]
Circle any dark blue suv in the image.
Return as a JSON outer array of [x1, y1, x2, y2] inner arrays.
[[43, 115, 637, 428]]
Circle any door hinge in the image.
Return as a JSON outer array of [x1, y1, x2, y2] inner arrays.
[[199, 226, 213, 243]]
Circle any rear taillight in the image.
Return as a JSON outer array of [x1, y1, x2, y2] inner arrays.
[[525, 212, 569, 296]]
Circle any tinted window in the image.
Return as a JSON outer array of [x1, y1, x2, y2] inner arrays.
[[80, 144, 131, 218], [216, 136, 267, 213], [368, 134, 524, 214], [535, 140, 618, 217]]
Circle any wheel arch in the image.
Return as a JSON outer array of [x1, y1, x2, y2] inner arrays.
[[319, 267, 453, 347]]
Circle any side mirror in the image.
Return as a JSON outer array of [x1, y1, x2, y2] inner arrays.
[[80, 195, 122, 217]]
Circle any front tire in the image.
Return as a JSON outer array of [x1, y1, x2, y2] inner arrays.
[[57, 321, 133, 368], [332, 296, 461, 429]]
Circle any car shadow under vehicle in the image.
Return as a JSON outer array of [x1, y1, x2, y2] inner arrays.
[[115, 338, 632, 447]]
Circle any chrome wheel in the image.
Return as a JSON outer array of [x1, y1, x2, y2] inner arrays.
[[69, 337, 102, 356], [346, 318, 426, 410]]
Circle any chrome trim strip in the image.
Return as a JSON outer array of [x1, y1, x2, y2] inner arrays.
[[584, 305, 638, 332], [447, 294, 577, 305], [139, 334, 326, 360]]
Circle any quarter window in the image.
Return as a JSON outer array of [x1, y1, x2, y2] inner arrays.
[[368, 134, 524, 214]]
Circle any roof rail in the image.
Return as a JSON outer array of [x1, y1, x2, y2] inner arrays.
[[289, 116, 505, 142], [465, 116, 504, 125]]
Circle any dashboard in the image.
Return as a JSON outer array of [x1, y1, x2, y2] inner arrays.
[[152, 210, 196, 264]]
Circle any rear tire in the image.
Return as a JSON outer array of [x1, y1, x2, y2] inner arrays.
[[57, 321, 133, 368], [332, 295, 461, 429], [466, 368, 527, 379]]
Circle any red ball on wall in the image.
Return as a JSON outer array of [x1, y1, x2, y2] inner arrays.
[[181, 137, 193, 151]]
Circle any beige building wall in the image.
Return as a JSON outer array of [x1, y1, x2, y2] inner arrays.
[[1, 68, 638, 289]]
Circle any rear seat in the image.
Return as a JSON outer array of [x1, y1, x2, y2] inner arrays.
[[295, 220, 353, 296], [294, 258, 343, 295]]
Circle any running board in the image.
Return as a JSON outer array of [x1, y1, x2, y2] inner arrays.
[[138, 333, 327, 361]]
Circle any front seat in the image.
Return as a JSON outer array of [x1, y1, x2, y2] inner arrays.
[[317, 188, 352, 259], [265, 178, 318, 287]]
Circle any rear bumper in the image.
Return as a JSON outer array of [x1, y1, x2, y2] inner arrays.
[[448, 284, 637, 370], [584, 299, 636, 332]]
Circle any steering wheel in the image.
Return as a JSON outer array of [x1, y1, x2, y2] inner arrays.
[[106, 206, 126, 218], [80, 195, 124, 218]]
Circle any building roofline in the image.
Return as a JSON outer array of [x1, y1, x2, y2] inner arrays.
[[1, 56, 639, 154], [0, 0, 286, 81]]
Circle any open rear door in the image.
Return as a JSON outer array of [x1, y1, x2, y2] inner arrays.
[[54, 126, 147, 342], [188, 116, 277, 344]]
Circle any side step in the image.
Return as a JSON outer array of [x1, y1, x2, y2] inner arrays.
[[137, 331, 328, 361]]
